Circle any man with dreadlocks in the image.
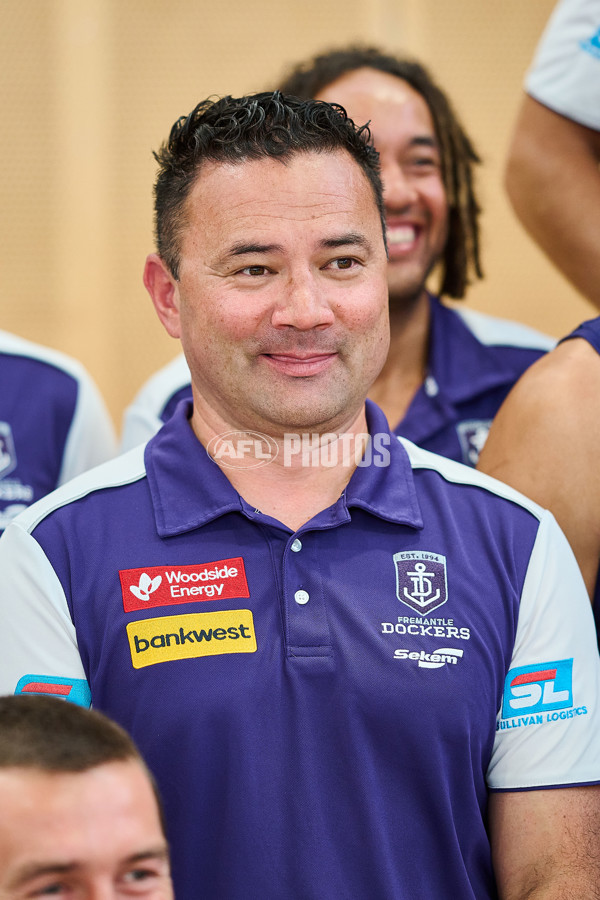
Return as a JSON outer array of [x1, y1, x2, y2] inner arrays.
[[121, 47, 554, 466]]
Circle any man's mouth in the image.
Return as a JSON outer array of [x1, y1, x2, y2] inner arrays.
[[386, 223, 419, 252], [262, 353, 337, 377]]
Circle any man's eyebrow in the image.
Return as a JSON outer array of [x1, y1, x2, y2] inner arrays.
[[7, 861, 78, 889], [8, 847, 170, 889], [320, 232, 373, 251], [124, 846, 171, 866], [219, 234, 373, 262], [226, 242, 284, 258], [409, 135, 439, 150]]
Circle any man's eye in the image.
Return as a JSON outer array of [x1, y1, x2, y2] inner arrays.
[[121, 863, 168, 892], [409, 156, 439, 169], [240, 265, 269, 276], [123, 866, 158, 883], [329, 258, 356, 271], [31, 882, 67, 896]]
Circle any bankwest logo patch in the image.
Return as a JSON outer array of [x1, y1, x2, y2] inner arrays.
[[119, 558, 249, 612], [502, 659, 573, 718], [126, 610, 257, 668]]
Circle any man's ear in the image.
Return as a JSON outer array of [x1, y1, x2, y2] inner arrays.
[[143, 253, 182, 339]]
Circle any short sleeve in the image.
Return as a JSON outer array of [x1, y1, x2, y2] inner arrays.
[[0, 521, 90, 704], [525, 0, 600, 129], [487, 510, 600, 790]]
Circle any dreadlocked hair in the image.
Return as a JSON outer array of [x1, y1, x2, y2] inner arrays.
[[278, 46, 483, 298]]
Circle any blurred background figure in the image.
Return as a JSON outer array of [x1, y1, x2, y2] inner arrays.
[[478, 319, 600, 612], [122, 47, 554, 464], [478, 0, 600, 629], [0, 330, 115, 533], [504, 0, 600, 308], [0, 694, 173, 899]]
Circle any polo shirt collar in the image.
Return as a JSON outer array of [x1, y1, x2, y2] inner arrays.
[[145, 402, 245, 537], [344, 400, 423, 528], [146, 399, 423, 537], [427, 293, 519, 403]]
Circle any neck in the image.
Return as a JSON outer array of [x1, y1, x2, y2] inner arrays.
[[189, 400, 370, 532], [368, 289, 431, 428]]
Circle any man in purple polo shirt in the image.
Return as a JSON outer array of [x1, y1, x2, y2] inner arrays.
[[0, 331, 116, 533], [121, 48, 554, 462], [0, 93, 599, 900]]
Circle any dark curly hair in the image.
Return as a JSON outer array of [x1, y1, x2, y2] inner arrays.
[[278, 46, 483, 299], [153, 91, 386, 280]]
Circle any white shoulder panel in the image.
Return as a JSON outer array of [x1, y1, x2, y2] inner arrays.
[[13, 444, 147, 535], [0, 330, 117, 481], [487, 512, 600, 788], [525, 0, 600, 130], [0, 523, 87, 697], [454, 308, 556, 351], [0, 329, 94, 380], [399, 436, 546, 520], [120, 353, 191, 451]]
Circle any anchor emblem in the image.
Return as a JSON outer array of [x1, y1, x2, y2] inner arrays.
[[403, 562, 441, 608], [0, 423, 17, 480], [393, 551, 448, 616]]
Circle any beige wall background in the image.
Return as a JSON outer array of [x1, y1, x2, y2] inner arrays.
[[0, 0, 595, 429]]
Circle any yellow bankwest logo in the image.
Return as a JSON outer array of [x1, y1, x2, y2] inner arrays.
[[126, 610, 256, 669]]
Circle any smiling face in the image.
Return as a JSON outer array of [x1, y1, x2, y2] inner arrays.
[[316, 67, 449, 309], [145, 149, 389, 440], [0, 760, 173, 899]]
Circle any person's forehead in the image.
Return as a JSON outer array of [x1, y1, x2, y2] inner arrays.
[[0, 760, 157, 816], [0, 763, 165, 874], [184, 150, 379, 228], [316, 68, 435, 137]]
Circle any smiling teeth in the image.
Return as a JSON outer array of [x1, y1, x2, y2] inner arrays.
[[387, 225, 416, 245]]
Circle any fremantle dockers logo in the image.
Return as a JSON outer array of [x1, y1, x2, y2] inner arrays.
[[456, 419, 492, 466], [0, 423, 17, 480], [393, 551, 448, 616]]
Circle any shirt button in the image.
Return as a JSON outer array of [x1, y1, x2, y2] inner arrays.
[[294, 590, 310, 605], [424, 375, 439, 397], [291, 539, 302, 552]]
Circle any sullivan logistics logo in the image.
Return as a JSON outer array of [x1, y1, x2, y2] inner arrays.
[[119, 558, 249, 612], [127, 610, 257, 668], [498, 658, 587, 731]]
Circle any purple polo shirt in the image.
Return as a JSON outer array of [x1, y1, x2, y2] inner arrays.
[[561, 316, 600, 356], [0, 330, 116, 532], [1, 399, 598, 900]]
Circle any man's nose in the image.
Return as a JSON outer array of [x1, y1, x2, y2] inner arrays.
[[381, 161, 418, 210], [271, 273, 335, 330], [86, 881, 119, 900]]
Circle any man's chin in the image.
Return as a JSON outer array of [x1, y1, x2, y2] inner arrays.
[[386, 259, 438, 311], [387, 281, 428, 312]]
